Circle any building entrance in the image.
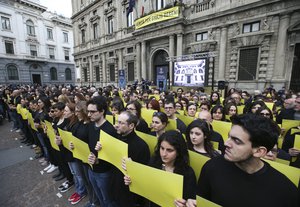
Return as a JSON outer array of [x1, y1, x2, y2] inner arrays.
[[32, 74, 41, 85], [290, 43, 300, 92]]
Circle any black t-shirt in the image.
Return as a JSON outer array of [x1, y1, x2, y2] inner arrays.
[[87, 120, 118, 173], [197, 156, 299, 207]]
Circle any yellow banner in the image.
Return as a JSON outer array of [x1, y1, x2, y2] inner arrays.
[[136, 131, 157, 156], [135, 6, 179, 30], [126, 160, 183, 207], [45, 120, 60, 151], [98, 130, 128, 174]]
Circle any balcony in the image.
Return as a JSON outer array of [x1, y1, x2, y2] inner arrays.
[[194, 0, 212, 13]]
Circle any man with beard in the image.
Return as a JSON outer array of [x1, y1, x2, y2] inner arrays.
[[187, 114, 299, 207]]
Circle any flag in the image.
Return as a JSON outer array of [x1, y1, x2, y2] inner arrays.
[[127, 0, 135, 16]]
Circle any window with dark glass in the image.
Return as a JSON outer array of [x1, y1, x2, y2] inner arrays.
[[30, 45, 37, 56], [7, 65, 18, 80], [49, 47, 55, 59], [94, 55, 99, 60], [243, 21, 260, 33], [63, 32, 68, 43], [127, 62, 134, 81], [109, 51, 114, 57], [83, 68, 88, 82], [127, 47, 133, 54], [196, 32, 208, 41], [64, 50, 70, 60], [109, 64, 115, 81], [47, 28, 53, 40], [156, 0, 165, 10], [50, 67, 57, 80], [93, 23, 98, 39], [1, 16, 11, 30], [65, 68, 72, 80], [108, 16, 113, 34], [95, 66, 100, 81], [81, 29, 85, 43], [26, 20, 35, 36], [238, 48, 259, 80], [5, 41, 14, 54]]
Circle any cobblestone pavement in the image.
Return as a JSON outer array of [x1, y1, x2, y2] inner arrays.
[[0, 120, 89, 207]]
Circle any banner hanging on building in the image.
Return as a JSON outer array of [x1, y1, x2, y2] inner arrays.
[[118, 69, 126, 89], [135, 6, 179, 30]]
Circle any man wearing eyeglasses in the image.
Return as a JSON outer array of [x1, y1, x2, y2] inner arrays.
[[107, 111, 150, 207], [86, 96, 118, 207], [187, 114, 298, 207], [164, 99, 186, 134]]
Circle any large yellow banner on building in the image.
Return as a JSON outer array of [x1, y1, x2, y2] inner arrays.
[[135, 6, 179, 30]]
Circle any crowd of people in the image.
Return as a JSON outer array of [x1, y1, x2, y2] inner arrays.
[[0, 83, 299, 207]]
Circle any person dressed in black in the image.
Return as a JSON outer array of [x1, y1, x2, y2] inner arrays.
[[124, 130, 196, 207], [95, 111, 150, 207], [187, 114, 299, 207]]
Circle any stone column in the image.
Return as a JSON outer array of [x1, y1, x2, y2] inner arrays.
[[169, 35, 175, 85], [176, 33, 183, 57], [218, 27, 228, 80], [102, 52, 107, 85], [273, 14, 290, 78], [141, 41, 147, 80], [89, 56, 93, 85], [136, 42, 141, 81]]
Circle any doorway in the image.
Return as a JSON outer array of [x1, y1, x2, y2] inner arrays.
[[153, 50, 169, 89], [32, 74, 41, 85]]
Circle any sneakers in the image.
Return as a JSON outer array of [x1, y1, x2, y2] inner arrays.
[[71, 194, 86, 205], [43, 164, 52, 171], [58, 180, 69, 191], [16, 129, 21, 133], [60, 181, 74, 193], [39, 157, 46, 163], [68, 192, 79, 201], [46, 165, 58, 173]]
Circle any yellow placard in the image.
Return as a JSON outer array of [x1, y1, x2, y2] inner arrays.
[[291, 128, 300, 135], [294, 134, 300, 150], [58, 128, 73, 151], [20, 108, 28, 120], [165, 118, 177, 131], [282, 119, 300, 131], [265, 102, 274, 111], [237, 105, 245, 115], [141, 108, 157, 127], [106, 114, 115, 125], [16, 104, 21, 114], [126, 160, 183, 207], [197, 196, 222, 207], [135, 6, 179, 30], [189, 150, 210, 181], [264, 159, 300, 187], [211, 120, 231, 141], [275, 158, 290, 165], [45, 120, 60, 151], [71, 135, 91, 166], [177, 110, 185, 115], [176, 114, 194, 127], [98, 130, 128, 174], [27, 112, 37, 131], [136, 131, 157, 156]]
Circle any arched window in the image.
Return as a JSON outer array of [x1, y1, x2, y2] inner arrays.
[[7, 65, 19, 80], [65, 68, 72, 80], [50, 67, 57, 80], [26, 20, 35, 36]]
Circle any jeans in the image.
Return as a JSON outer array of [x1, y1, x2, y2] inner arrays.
[[37, 132, 49, 160], [88, 169, 113, 207], [68, 160, 87, 196], [9, 110, 19, 129]]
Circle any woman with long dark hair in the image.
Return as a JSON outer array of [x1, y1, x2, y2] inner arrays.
[[186, 119, 219, 158], [150, 112, 168, 138], [124, 130, 196, 207]]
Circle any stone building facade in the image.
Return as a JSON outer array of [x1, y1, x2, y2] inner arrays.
[[0, 0, 75, 85], [71, 0, 300, 92]]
